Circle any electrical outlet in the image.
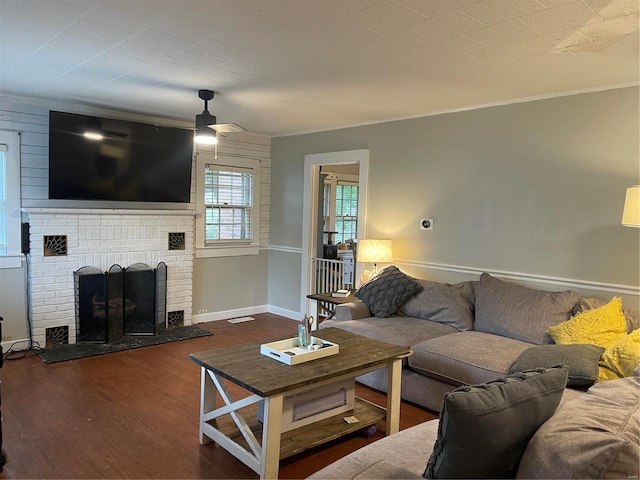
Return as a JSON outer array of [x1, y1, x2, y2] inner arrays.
[[420, 218, 433, 230], [198, 309, 207, 315]]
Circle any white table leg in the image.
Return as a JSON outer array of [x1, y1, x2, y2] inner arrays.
[[199, 366, 217, 444], [386, 358, 402, 435], [260, 393, 284, 479]]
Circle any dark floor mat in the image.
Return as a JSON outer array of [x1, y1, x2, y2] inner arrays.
[[37, 325, 212, 364]]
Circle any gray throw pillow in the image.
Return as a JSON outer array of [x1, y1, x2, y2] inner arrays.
[[510, 344, 605, 389], [423, 366, 568, 479], [474, 273, 579, 344], [397, 279, 476, 331], [355, 265, 423, 318]]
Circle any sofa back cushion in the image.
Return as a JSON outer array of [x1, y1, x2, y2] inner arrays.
[[424, 366, 568, 479], [397, 279, 476, 331], [474, 273, 579, 344], [517, 376, 640, 479]]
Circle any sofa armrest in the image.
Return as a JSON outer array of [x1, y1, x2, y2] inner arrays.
[[334, 301, 372, 320]]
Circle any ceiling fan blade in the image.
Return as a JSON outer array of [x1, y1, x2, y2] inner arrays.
[[209, 123, 246, 133]]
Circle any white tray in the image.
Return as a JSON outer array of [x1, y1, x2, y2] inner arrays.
[[260, 336, 339, 365]]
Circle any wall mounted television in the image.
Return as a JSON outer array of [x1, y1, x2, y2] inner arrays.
[[48, 111, 194, 204]]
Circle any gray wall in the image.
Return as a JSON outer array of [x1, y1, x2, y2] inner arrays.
[[269, 87, 640, 311], [0, 265, 28, 343], [193, 251, 269, 313]]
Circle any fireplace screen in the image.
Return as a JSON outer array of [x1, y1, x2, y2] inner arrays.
[[75, 262, 167, 343]]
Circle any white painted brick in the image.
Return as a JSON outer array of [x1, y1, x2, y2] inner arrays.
[[27, 211, 197, 343]]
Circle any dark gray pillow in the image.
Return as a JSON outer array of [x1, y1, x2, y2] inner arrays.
[[397, 279, 476, 331], [423, 366, 568, 479], [355, 265, 423, 318], [510, 344, 605, 388], [474, 272, 580, 344]]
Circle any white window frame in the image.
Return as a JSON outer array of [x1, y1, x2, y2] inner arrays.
[[323, 173, 359, 244], [0, 131, 22, 269], [195, 153, 261, 258]]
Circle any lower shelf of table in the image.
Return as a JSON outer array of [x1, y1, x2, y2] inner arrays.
[[211, 396, 386, 460]]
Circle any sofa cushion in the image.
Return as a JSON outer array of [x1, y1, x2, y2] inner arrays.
[[409, 331, 534, 386], [355, 265, 423, 318], [308, 420, 440, 479], [517, 376, 640, 479], [397, 279, 476, 331], [424, 367, 568, 479], [598, 329, 640, 382], [474, 272, 579, 344], [321, 316, 458, 349], [547, 296, 627, 349], [509, 344, 605, 388]]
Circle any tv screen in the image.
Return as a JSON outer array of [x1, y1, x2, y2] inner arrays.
[[48, 111, 194, 203]]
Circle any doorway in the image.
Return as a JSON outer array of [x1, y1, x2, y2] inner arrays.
[[300, 149, 369, 317]]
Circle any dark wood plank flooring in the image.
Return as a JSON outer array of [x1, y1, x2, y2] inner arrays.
[[1, 313, 436, 479]]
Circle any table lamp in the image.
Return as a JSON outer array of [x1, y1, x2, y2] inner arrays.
[[357, 239, 393, 286], [622, 186, 640, 227]]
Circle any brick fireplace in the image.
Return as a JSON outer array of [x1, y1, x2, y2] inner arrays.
[[22, 209, 195, 346]]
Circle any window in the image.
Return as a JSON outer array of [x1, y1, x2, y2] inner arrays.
[[0, 131, 22, 268], [334, 182, 358, 244], [196, 153, 260, 257], [322, 183, 331, 233], [322, 173, 359, 245]]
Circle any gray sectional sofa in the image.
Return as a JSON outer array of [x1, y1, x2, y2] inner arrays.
[[320, 271, 639, 413], [309, 374, 640, 479]]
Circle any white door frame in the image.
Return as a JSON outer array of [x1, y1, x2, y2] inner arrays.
[[300, 149, 369, 317]]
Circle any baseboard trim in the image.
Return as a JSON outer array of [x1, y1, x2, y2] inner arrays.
[[192, 304, 301, 323], [267, 305, 301, 321], [2, 338, 32, 353], [396, 259, 640, 298], [192, 305, 270, 323]]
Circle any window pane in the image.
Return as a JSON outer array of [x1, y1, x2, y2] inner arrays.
[[334, 183, 358, 244], [204, 164, 254, 243]]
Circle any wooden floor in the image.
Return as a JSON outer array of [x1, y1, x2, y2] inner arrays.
[[1, 314, 436, 479]]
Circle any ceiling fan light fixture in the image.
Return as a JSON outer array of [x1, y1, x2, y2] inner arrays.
[[195, 127, 217, 145], [195, 89, 219, 145]]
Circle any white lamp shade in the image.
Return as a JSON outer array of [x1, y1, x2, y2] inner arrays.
[[357, 239, 393, 264], [622, 186, 640, 227]]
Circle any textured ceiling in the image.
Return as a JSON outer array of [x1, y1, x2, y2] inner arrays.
[[0, 0, 638, 136]]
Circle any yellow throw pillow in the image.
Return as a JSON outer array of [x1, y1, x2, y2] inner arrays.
[[597, 329, 640, 382], [547, 297, 627, 349]]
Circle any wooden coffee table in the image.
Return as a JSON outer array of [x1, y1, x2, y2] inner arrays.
[[189, 327, 411, 479]]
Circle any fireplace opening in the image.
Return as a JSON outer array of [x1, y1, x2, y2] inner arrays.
[[74, 262, 167, 343]]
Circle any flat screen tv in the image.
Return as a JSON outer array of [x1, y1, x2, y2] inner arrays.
[[48, 111, 194, 203]]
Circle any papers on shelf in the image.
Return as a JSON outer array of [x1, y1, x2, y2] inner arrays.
[[332, 289, 350, 297]]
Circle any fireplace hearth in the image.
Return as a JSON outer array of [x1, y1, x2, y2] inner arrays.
[[75, 262, 167, 343]]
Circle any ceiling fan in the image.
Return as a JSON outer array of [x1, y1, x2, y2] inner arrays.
[[195, 89, 245, 145]]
